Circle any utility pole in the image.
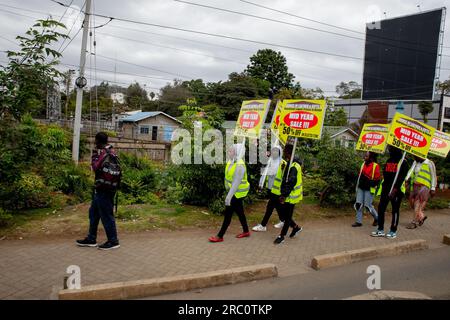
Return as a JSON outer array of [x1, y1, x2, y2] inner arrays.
[[72, 0, 92, 163], [65, 69, 75, 122]]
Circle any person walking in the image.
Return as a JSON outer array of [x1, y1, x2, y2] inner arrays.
[[371, 146, 409, 239], [76, 132, 121, 250], [405, 156, 437, 229], [352, 151, 381, 227], [209, 144, 250, 242], [252, 145, 286, 232], [274, 144, 303, 245]]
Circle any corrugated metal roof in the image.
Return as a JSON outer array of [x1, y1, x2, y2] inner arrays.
[[120, 111, 181, 123]]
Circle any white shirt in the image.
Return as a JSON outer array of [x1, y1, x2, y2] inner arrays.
[[406, 159, 437, 191]]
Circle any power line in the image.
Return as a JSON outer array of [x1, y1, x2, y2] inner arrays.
[[55, 2, 450, 69], [94, 53, 195, 79], [176, 0, 447, 57], [57, 1, 85, 54], [0, 34, 17, 46], [240, 0, 450, 51], [239, 0, 363, 35], [103, 23, 366, 76], [174, 0, 364, 41], [96, 32, 247, 64], [50, 1, 364, 61], [61, 61, 175, 82], [0, 4, 363, 81]]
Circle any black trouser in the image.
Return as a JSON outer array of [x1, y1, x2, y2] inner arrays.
[[377, 192, 403, 232], [280, 203, 298, 237], [260, 192, 284, 227], [217, 196, 249, 238], [88, 190, 118, 243]]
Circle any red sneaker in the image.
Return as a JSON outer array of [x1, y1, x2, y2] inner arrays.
[[209, 236, 223, 243], [236, 232, 251, 238]]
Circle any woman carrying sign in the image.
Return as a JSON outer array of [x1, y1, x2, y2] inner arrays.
[[352, 152, 381, 228], [405, 156, 437, 229], [253, 145, 286, 232], [209, 144, 251, 243]]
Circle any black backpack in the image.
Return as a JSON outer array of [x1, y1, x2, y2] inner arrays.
[[95, 148, 122, 192]]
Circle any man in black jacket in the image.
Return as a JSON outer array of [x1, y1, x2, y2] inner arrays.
[[274, 144, 303, 245]]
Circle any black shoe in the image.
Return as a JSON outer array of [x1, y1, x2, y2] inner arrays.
[[289, 225, 303, 238], [352, 222, 363, 227], [98, 241, 120, 250], [274, 236, 285, 245], [76, 238, 97, 247], [372, 219, 378, 227]]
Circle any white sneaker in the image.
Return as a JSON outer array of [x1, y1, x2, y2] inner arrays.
[[252, 224, 267, 232], [274, 221, 284, 229]]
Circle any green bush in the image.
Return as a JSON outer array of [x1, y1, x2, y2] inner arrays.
[[43, 162, 92, 201], [316, 143, 361, 207], [208, 196, 226, 215], [427, 197, 449, 209], [116, 207, 140, 221], [303, 174, 328, 197], [15, 172, 51, 209], [164, 184, 185, 205], [0, 208, 13, 227]]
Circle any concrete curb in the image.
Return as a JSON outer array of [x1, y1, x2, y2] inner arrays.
[[311, 239, 428, 270], [59, 264, 277, 300], [344, 290, 432, 300], [443, 234, 450, 245]]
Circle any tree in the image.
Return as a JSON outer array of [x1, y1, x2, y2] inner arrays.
[[182, 79, 209, 105], [0, 19, 68, 120], [126, 82, 149, 110], [209, 72, 270, 119], [156, 79, 193, 116], [437, 78, 450, 94], [418, 101, 434, 123], [336, 81, 362, 99], [325, 107, 348, 126], [245, 49, 294, 94]]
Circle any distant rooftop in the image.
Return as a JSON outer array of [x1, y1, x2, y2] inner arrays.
[[120, 111, 181, 123]]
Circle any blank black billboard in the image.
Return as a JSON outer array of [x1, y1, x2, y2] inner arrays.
[[362, 8, 443, 101]]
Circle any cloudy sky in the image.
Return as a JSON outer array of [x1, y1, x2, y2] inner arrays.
[[0, 0, 449, 97]]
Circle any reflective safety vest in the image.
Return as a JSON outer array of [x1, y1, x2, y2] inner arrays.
[[225, 159, 250, 199], [285, 162, 303, 204], [411, 162, 432, 189], [358, 162, 380, 195], [269, 159, 287, 196], [376, 179, 406, 196]]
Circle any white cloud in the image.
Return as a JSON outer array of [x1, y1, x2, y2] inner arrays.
[[0, 0, 448, 95]]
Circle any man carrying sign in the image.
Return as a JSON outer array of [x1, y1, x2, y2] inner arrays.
[[404, 157, 437, 229]]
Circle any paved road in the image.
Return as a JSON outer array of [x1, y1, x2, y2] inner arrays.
[[151, 247, 450, 300], [0, 209, 449, 299]]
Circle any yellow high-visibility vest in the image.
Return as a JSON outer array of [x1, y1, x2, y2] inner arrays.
[[412, 162, 432, 189], [225, 159, 250, 199], [269, 159, 287, 196], [285, 162, 303, 204]]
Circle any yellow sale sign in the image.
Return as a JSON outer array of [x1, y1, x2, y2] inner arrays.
[[429, 130, 450, 158], [387, 113, 435, 159], [278, 99, 326, 140], [356, 123, 390, 154], [234, 100, 271, 138], [270, 100, 287, 145]]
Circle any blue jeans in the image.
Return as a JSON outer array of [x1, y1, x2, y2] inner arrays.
[[88, 191, 118, 243], [355, 188, 378, 224]]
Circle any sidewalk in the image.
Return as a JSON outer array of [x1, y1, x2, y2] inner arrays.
[[0, 209, 449, 299]]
